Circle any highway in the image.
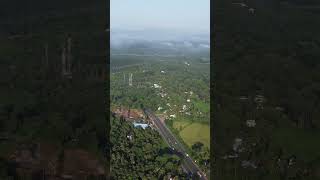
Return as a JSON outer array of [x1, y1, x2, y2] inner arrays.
[[143, 109, 208, 180]]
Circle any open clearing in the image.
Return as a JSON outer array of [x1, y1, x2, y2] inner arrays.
[[173, 121, 210, 148]]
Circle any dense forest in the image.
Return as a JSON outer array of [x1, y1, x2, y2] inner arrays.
[[213, 0, 320, 179], [0, 0, 108, 179], [110, 115, 187, 179]]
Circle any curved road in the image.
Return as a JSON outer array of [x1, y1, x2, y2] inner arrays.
[[144, 109, 208, 180]]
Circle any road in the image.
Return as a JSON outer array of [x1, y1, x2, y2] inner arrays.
[[144, 109, 208, 180]]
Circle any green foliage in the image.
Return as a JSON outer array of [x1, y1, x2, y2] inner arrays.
[[214, 1, 320, 179], [110, 116, 185, 179]]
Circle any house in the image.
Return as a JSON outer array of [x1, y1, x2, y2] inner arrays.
[[169, 114, 176, 118], [182, 105, 187, 111], [246, 120, 256, 127], [126, 135, 133, 141], [249, 8, 255, 14], [154, 84, 161, 89], [232, 138, 243, 152]]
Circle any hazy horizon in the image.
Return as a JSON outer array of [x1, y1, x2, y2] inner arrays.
[[111, 0, 210, 35]]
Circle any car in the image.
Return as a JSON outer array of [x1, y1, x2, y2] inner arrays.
[[197, 171, 202, 178], [174, 142, 177, 144], [186, 153, 189, 157]]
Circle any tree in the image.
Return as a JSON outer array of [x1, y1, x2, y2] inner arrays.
[[192, 142, 204, 152]]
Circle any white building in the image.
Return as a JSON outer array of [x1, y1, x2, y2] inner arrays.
[[182, 105, 187, 110], [246, 120, 256, 127], [154, 84, 161, 89], [169, 114, 176, 118]]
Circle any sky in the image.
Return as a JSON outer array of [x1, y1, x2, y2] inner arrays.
[[111, 0, 210, 34]]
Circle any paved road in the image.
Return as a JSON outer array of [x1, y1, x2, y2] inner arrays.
[[144, 109, 208, 180]]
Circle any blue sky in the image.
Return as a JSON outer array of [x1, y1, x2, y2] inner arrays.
[[111, 0, 210, 34]]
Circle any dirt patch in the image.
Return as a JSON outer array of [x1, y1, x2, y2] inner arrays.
[[112, 107, 145, 120]]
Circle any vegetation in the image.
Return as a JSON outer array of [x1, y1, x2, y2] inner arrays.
[[110, 115, 186, 179], [111, 53, 210, 177], [0, 0, 108, 178], [213, 0, 320, 179]]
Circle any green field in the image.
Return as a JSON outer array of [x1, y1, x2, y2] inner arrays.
[[173, 120, 210, 148]]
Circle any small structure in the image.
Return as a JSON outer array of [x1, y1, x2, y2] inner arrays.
[[182, 105, 187, 111], [154, 84, 161, 89], [187, 99, 191, 102], [222, 154, 239, 159], [133, 123, 149, 129], [233, 138, 243, 152], [275, 106, 284, 111], [129, 73, 133, 86], [241, 160, 257, 169], [161, 70, 165, 74], [169, 114, 176, 118], [239, 96, 248, 100], [249, 8, 255, 14], [246, 120, 256, 127], [159, 92, 167, 98], [232, 2, 248, 7], [126, 135, 133, 141]]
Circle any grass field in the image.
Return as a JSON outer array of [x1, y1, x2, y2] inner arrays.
[[173, 120, 210, 148]]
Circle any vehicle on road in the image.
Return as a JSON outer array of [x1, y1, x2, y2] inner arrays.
[[197, 171, 202, 178]]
